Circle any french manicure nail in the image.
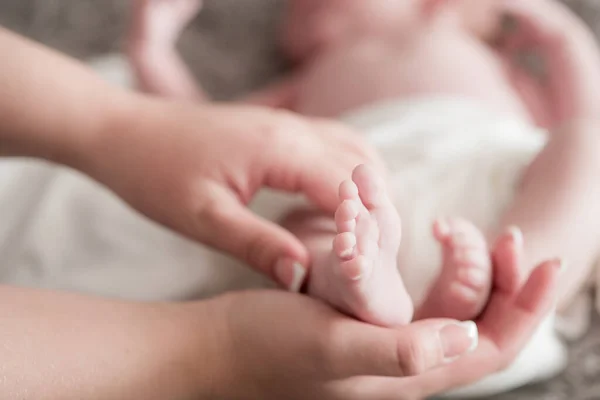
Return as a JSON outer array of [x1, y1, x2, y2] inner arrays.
[[289, 262, 306, 292], [439, 321, 479, 363], [275, 259, 307, 292]]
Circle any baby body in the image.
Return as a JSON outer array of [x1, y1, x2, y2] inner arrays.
[[277, 0, 535, 325]]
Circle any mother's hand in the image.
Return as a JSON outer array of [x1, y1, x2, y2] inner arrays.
[[206, 290, 475, 400], [206, 240, 559, 399], [82, 98, 381, 288], [360, 235, 561, 398]]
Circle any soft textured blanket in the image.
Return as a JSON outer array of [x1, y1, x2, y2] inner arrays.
[[2, 1, 600, 398]]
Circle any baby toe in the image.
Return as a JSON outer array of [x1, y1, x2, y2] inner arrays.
[[351, 164, 386, 209], [339, 179, 360, 202], [333, 232, 356, 260], [335, 199, 359, 233]]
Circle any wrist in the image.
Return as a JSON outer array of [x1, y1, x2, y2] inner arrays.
[[127, 297, 233, 400], [172, 295, 236, 399], [62, 89, 141, 177]]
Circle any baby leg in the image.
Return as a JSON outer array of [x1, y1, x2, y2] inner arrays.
[[282, 165, 412, 327], [127, 0, 205, 100]]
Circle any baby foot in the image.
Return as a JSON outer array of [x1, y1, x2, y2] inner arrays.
[[416, 218, 493, 321], [131, 0, 203, 47], [307, 165, 413, 327]]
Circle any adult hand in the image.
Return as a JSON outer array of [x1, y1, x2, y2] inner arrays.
[[356, 232, 561, 398], [0, 27, 379, 285], [82, 98, 381, 288], [203, 290, 476, 400], [497, 0, 600, 127], [0, 250, 557, 400], [203, 246, 559, 399]]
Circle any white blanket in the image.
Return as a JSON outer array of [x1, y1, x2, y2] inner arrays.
[[338, 97, 568, 397], [0, 55, 580, 396]]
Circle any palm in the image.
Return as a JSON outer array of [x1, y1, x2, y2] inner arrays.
[[357, 245, 560, 398], [402, 258, 559, 397]]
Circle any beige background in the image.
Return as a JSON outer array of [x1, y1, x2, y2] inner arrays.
[[1, 0, 600, 398]]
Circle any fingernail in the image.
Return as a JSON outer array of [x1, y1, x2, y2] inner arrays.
[[275, 259, 307, 292], [555, 257, 567, 271], [439, 321, 478, 363], [507, 225, 523, 247]]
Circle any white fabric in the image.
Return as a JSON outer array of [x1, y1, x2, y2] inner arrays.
[[0, 56, 575, 396], [340, 97, 568, 397]]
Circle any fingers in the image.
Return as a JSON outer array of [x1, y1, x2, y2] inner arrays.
[[191, 184, 309, 288], [492, 226, 524, 293], [515, 258, 562, 314], [298, 165, 360, 212], [482, 258, 561, 353], [373, 259, 561, 397], [324, 319, 478, 379], [263, 115, 386, 213]]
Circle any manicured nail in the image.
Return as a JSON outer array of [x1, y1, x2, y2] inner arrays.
[[275, 259, 306, 292], [289, 262, 306, 292], [507, 225, 523, 247], [439, 321, 478, 363]]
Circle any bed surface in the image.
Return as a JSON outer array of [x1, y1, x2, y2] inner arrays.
[[1, 0, 600, 398]]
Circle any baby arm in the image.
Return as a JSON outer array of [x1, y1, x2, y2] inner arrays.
[[494, 121, 600, 306], [495, 0, 600, 307], [127, 0, 206, 101]]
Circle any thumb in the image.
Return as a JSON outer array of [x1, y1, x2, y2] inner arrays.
[[193, 188, 309, 289], [326, 319, 479, 379]]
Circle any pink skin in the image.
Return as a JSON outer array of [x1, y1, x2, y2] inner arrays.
[[416, 219, 494, 321], [128, 0, 205, 100], [304, 165, 494, 326], [127, 0, 599, 326], [306, 165, 412, 326]]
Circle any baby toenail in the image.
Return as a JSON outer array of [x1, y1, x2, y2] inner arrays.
[[507, 226, 524, 247], [339, 247, 354, 259]]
